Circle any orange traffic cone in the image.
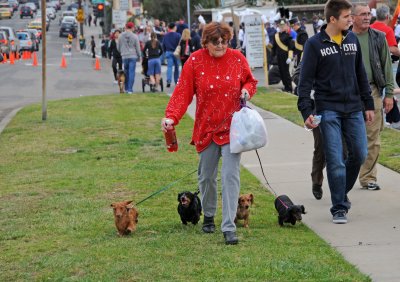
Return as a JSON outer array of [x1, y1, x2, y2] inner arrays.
[[9, 52, 15, 65], [28, 51, 32, 59], [94, 57, 101, 70], [32, 52, 38, 66], [60, 54, 67, 68], [3, 53, 7, 63], [22, 51, 27, 60], [15, 51, 19, 60]]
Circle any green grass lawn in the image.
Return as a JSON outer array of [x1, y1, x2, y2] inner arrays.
[[252, 87, 400, 173], [0, 93, 370, 281]]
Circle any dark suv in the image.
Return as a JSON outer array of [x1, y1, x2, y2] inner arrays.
[[59, 22, 76, 38], [20, 6, 33, 18]]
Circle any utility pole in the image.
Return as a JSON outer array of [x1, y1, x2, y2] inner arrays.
[[187, 0, 191, 27], [41, 0, 47, 120]]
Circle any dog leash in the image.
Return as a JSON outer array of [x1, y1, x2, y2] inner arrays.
[[136, 169, 198, 206], [136, 100, 244, 206], [254, 149, 291, 208], [255, 149, 279, 197]]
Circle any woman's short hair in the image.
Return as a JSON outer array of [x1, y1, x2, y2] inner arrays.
[[201, 22, 232, 47]]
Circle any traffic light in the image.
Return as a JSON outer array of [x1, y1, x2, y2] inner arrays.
[[96, 3, 104, 17]]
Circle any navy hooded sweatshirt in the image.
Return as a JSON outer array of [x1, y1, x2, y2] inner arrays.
[[297, 25, 374, 121]]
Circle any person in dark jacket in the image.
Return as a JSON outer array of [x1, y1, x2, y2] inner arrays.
[[272, 19, 294, 93], [190, 30, 202, 52], [90, 35, 96, 58], [162, 22, 181, 87], [297, 0, 375, 224], [109, 30, 123, 83], [289, 17, 308, 66], [143, 32, 163, 92]]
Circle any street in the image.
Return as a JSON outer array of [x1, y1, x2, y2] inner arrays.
[[1, 5, 399, 128], [0, 1, 120, 122]]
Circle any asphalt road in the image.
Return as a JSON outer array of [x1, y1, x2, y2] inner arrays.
[[0, 3, 118, 123]]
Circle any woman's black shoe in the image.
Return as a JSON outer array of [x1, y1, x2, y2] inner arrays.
[[202, 216, 215, 233], [223, 231, 238, 245]]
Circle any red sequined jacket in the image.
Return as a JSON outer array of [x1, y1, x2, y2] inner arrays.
[[165, 48, 258, 152]]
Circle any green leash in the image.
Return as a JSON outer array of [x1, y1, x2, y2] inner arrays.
[[136, 169, 198, 206]]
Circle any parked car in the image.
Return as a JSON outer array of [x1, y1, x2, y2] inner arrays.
[[20, 5, 33, 18], [0, 2, 13, 16], [0, 31, 10, 55], [24, 29, 38, 51], [26, 28, 41, 41], [16, 31, 34, 52], [0, 8, 12, 19], [0, 26, 19, 53], [59, 22, 76, 38]]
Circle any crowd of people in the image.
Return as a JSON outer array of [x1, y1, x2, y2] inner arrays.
[[76, 0, 400, 244]]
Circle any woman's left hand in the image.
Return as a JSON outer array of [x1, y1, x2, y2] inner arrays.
[[240, 89, 250, 101]]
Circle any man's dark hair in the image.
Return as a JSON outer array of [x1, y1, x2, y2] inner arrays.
[[325, 0, 352, 23], [168, 22, 175, 29]]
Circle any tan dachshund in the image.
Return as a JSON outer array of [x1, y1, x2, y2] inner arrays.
[[235, 193, 254, 228], [117, 70, 126, 94], [110, 200, 138, 236]]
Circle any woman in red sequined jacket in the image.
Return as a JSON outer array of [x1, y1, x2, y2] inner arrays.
[[161, 22, 258, 245]]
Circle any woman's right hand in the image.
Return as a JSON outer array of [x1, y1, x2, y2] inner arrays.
[[161, 118, 174, 132]]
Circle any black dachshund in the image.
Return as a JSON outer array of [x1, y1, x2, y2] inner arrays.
[[177, 190, 202, 225], [274, 195, 306, 226]]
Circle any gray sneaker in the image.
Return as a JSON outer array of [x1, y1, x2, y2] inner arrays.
[[332, 210, 347, 224], [365, 182, 380, 191]]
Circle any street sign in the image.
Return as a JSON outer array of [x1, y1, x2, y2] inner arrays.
[[76, 8, 84, 23], [120, 0, 128, 10], [243, 15, 264, 68], [91, 0, 105, 4], [112, 10, 127, 29]]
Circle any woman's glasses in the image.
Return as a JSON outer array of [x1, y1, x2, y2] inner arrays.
[[210, 39, 229, 46]]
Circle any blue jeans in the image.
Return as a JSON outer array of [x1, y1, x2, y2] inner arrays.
[[319, 110, 367, 215], [123, 57, 137, 92], [165, 51, 180, 84]]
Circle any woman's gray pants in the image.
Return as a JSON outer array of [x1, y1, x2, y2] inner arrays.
[[198, 142, 241, 232]]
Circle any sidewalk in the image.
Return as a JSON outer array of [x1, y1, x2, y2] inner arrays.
[[183, 68, 400, 282]]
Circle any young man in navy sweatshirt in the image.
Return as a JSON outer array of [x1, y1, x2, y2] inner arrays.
[[297, 0, 375, 224]]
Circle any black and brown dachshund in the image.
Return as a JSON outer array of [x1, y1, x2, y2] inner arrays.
[[274, 195, 306, 226], [177, 190, 202, 225]]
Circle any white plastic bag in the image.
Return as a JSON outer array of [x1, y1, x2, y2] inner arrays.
[[230, 106, 268, 153]]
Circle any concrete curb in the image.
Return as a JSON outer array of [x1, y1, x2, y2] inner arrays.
[[0, 107, 22, 135]]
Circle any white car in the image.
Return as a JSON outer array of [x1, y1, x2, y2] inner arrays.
[[46, 7, 56, 20], [0, 26, 19, 53], [59, 10, 75, 25], [16, 31, 34, 51]]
